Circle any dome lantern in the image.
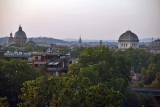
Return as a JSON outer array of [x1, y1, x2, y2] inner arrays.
[[19, 25, 22, 31]]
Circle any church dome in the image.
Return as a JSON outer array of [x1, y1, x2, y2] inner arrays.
[[14, 25, 27, 39], [118, 30, 139, 42]]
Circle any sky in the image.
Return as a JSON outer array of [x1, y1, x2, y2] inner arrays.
[[0, 0, 160, 40]]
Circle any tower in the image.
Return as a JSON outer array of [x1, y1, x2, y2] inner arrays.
[[8, 32, 14, 45], [100, 40, 103, 45], [10, 32, 12, 37], [78, 36, 82, 46]]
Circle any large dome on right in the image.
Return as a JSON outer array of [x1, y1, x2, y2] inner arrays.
[[118, 30, 139, 42], [118, 30, 139, 49]]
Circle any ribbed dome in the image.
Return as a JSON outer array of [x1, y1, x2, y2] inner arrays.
[[118, 30, 139, 42], [14, 26, 27, 39]]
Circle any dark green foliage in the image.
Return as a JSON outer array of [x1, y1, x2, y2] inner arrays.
[[152, 53, 160, 72], [70, 46, 85, 58], [19, 75, 123, 107], [123, 48, 152, 73], [16, 46, 160, 106], [0, 59, 43, 107], [151, 72, 160, 88], [141, 64, 157, 85], [123, 89, 158, 107], [79, 46, 130, 82], [139, 53, 160, 88]]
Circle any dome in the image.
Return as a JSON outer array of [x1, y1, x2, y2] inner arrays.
[[14, 25, 27, 39], [118, 30, 139, 42]]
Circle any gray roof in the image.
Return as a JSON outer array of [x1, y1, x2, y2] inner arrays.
[[154, 39, 160, 42], [14, 26, 27, 39], [148, 39, 160, 50], [118, 30, 139, 42]]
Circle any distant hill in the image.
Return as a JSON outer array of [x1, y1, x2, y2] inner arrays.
[[63, 38, 78, 42], [64, 38, 160, 43], [0, 37, 68, 45], [0, 37, 8, 45], [29, 37, 68, 44], [0, 37, 159, 45], [139, 38, 159, 43], [63, 38, 117, 42]]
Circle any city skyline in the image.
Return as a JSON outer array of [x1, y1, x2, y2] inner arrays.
[[0, 0, 160, 40]]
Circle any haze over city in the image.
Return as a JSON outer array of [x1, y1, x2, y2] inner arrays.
[[0, 0, 160, 40]]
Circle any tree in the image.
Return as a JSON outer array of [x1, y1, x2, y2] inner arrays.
[[18, 77, 48, 107], [99, 40, 103, 45], [141, 64, 157, 85], [0, 59, 44, 107], [124, 48, 152, 73], [0, 97, 9, 107], [151, 72, 160, 88], [78, 46, 130, 85], [19, 75, 123, 107], [19, 46, 158, 107], [152, 53, 160, 72], [122, 89, 158, 107], [70, 47, 85, 58]]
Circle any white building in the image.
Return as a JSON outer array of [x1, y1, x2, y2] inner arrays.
[[118, 30, 139, 49]]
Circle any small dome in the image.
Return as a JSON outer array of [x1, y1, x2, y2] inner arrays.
[[118, 30, 139, 42], [14, 25, 27, 39]]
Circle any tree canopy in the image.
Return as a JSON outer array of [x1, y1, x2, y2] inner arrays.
[[0, 59, 44, 107], [2, 46, 159, 107]]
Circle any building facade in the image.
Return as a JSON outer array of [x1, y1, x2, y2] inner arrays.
[[148, 39, 160, 54]]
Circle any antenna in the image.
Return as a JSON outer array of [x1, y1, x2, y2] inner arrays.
[[151, 37, 153, 54]]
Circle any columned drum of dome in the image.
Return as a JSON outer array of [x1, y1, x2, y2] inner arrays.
[[118, 30, 139, 49], [14, 25, 27, 45]]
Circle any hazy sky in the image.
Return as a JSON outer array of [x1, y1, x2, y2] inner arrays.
[[0, 0, 160, 40]]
